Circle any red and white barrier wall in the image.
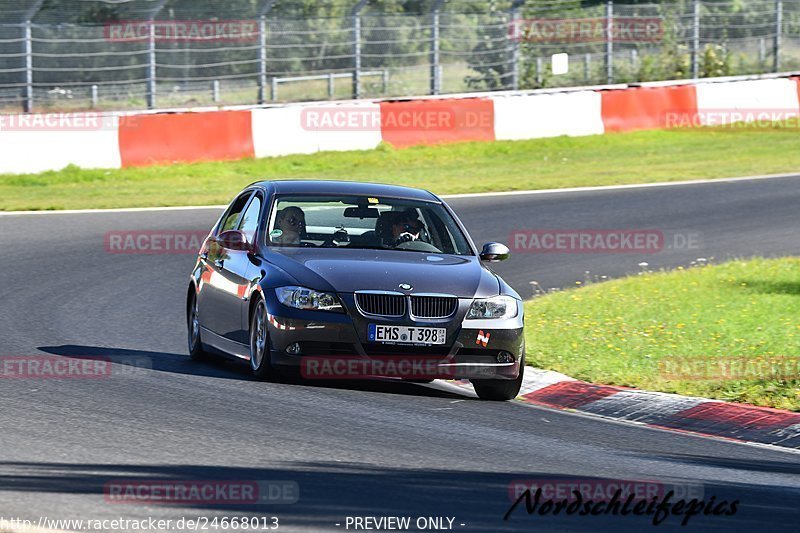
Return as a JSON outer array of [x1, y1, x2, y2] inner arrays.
[[251, 101, 382, 157], [0, 114, 122, 174], [1, 74, 798, 175], [494, 90, 604, 140]]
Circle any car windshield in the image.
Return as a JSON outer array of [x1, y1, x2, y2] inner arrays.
[[265, 195, 473, 255]]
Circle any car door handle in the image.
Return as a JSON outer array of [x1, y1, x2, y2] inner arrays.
[[214, 259, 224, 269]]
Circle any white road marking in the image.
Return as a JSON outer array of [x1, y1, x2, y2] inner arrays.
[[0, 204, 227, 216], [2, 171, 799, 216], [440, 171, 800, 199]]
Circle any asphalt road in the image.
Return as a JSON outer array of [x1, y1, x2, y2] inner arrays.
[[1, 176, 800, 532]]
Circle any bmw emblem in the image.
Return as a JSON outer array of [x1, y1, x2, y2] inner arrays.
[[399, 283, 413, 291]]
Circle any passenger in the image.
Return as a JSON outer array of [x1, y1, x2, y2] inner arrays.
[[272, 206, 306, 245]]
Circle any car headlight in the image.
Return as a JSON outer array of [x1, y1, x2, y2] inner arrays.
[[275, 286, 343, 312], [466, 295, 518, 319]]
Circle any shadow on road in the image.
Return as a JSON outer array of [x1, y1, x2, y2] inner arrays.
[[646, 452, 800, 475], [37, 345, 468, 400], [0, 459, 796, 532]]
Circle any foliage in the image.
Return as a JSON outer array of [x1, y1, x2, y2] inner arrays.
[[0, 1, 790, 101]]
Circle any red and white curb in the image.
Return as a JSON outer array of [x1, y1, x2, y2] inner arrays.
[[449, 367, 800, 450]]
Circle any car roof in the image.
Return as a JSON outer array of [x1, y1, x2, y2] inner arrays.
[[250, 180, 440, 203]]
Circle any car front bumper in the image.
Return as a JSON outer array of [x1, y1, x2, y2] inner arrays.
[[263, 291, 525, 381]]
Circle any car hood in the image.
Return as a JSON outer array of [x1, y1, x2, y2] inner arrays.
[[265, 248, 500, 298]]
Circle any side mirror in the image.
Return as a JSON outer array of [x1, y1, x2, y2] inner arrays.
[[217, 230, 250, 251], [479, 242, 510, 262]]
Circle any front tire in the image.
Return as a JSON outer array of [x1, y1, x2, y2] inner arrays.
[[187, 291, 210, 361], [249, 298, 275, 380], [471, 358, 524, 401]]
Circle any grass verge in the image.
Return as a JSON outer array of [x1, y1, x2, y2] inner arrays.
[[524, 257, 800, 411], [3, 121, 800, 211]]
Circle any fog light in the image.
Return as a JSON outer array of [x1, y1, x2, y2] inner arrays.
[[496, 352, 514, 364], [286, 343, 302, 355]]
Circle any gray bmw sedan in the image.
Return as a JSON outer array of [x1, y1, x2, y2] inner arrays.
[[187, 180, 524, 400]]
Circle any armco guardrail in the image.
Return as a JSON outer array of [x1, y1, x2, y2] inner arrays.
[[0, 72, 798, 175]]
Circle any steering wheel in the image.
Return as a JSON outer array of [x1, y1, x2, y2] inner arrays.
[[393, 232, 416, 246], [394, 240, 441, 253]]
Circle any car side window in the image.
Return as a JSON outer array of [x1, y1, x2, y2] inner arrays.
[[423, 210, 457, 254], [217, 192, 252, 235], [237, 193, 262, 245]]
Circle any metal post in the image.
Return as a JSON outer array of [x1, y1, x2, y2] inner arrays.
[[691, 0, 700, 79], [584, 53, 591, 82], [352, 0, 369, 99], [509, 0, 525, 91], [353, 15, 362, 98], [257, 2, 276, 105], [328, 72, 334, 99], [605, 0, 613, 84], [145, 0, 168, 110], [271, 77, 277, 101], [631, 49, 637, 70], [774, 0, 782, 72], [535, 56, 542, 86], [146, 24, 156, 109], [21, 0, 43, 113], [91, 84, 98, 108], [258, 16, 268, 104], [431, 0, 445, 95], [212, 80, 220, 103], [382, 69, 389, 94], [759, 37, 766, 64], [23, 21, 33, 113]]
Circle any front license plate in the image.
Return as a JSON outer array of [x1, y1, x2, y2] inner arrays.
[[368, 324, 446, 345]]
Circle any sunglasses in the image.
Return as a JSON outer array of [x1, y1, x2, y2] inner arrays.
[[397, 222, 421, 232]]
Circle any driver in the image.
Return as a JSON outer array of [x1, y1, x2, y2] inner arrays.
[[272, 206, 306, 245], [390, 210, 424, 247]]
